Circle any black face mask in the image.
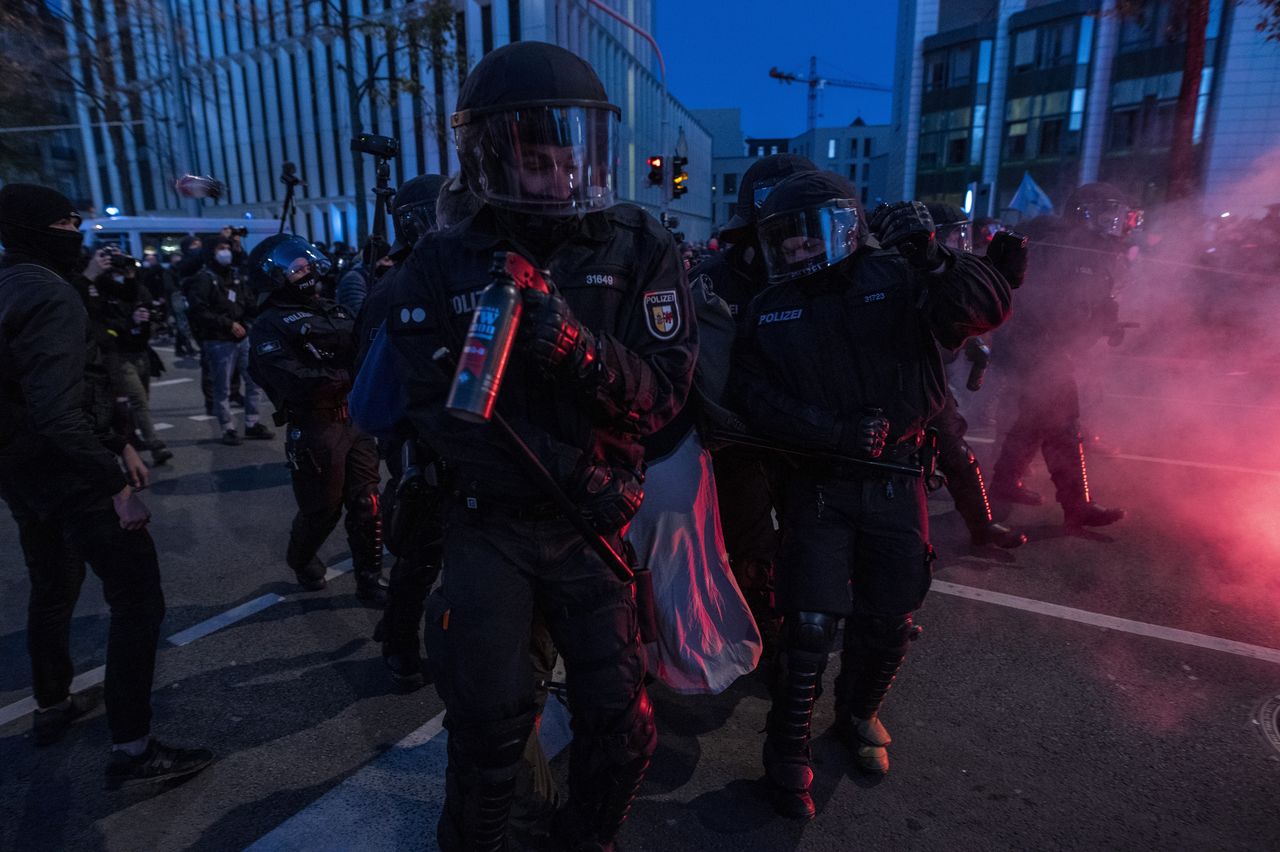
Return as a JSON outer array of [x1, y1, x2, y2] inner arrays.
[[1, 222, 85, 275], [492, 208, 584, 264]]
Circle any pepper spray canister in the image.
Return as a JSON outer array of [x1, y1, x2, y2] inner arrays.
[[444, 276, 523, 423]]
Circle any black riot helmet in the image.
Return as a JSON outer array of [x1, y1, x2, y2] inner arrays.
[[451, 42, 621, 216], [247, 234, 331, 305], [719, 153, 818, 243], [1064, 182, 1143, 238], [925, 202, 973, 253], [756, 171, 868, 285], [390, 174, 447, 255]]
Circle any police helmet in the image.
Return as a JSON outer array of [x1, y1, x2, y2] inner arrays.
[[451, 42, 621, 216], [1064, 183, 1143, 238], [247, 234, 331, 305], [925, 202, 973, 253], [719, 154, 818, 243], [756, 171, 866, 285], [390, 174, 447, 255]]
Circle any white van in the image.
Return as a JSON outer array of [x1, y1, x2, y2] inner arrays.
[[78, 215, 283, 258]]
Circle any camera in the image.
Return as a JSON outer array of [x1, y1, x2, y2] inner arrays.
[[350, 134, 399, 159], [224, 226, 249, 238], [108, 252, 139, 270]]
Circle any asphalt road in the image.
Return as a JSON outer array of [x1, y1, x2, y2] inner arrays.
[[1, 343, 1278, 852]]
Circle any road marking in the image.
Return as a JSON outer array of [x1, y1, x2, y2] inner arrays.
[[1105, 392, 1280, 413], [153, 422, 174, 431], [965, 436, 1280, 478], [0, 560, 355, 727], [151, 378, 193, 388], [188, 415, 218, 422], [248, 698, 573, 850], [933, 581, 1280, 666]]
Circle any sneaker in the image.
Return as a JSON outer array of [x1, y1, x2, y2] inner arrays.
[[222, 430, 242, 446], [150, 447, 174, 466], [243, 423, 275, 440], [105, 739, 213, 790], [33, 691, 99, 746]]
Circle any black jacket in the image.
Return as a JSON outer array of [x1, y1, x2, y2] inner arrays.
[[731, 247, 1013, 453], [690, 243, 767, 321], [378, 203, 698, 498], [248, 296, 358, 413], [186, 263, 251, 341], [101, 278, 155, 353], [0, 256, 129, 499]]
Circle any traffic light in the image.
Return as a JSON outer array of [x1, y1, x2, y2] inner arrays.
[[671, 155, 689, 198], [646, 155, 664, 187]]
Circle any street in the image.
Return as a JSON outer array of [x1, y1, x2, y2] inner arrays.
[[1, 343, 1279, 852]]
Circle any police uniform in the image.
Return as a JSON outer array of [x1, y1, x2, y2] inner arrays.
[[732, 178, 1013, 819], [381, 201, 695, 848], [248, 294, 384, 597]]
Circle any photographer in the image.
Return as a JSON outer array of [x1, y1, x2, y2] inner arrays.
[[97, 248, 172, 466], [0, 183, 212, 786]]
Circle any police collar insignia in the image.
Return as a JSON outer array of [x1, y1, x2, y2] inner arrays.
[[643, 290, 680, 340], [257, 339, 282, 354]]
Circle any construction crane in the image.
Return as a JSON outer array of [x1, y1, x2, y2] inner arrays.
[[769, 56, 893, 132]]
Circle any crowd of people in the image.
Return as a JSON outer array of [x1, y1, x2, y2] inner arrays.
[[0, 39, 1167, 852]]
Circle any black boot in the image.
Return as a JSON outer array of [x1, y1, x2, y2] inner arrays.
[[991, 426, 1043, 507], [1043, 434, 1125, 529], [944, 443, 1028, 549], [762, 613, 837, 820], [350, 504, 388, 607], [439, 716, 532, 852], [834, 615, 914, 776], [287, 537, 328, 591]]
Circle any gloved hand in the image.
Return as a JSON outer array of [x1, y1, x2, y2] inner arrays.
[[521, 287, 599, 380], [986, 230, 1029, 289], [574, 465, 644, 533], [869, 201, 940, 270], [839, 409, 890, 459], [964, 338, 991, 392]]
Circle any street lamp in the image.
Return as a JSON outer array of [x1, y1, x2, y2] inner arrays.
[[104, 205, 120, 216]]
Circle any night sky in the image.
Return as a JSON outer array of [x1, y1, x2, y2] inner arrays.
[[654, 0, 899, 138]]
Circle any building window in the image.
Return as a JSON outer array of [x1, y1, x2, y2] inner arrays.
[[481, 4, 494, 55], [1039, 118, 1063, 157], [1013, 30, 1036, 71], [863, 137, 872, 157], [508, 0, 521, 41], [949, 47, 972, 87], [1108, 110, 1137, 150], [724, 173, 737, 195], [927, 55, 946, 91], [947, 135, 969, 166], [861, 187, 868, 204], [756, 145, 765, 156], [861, 162, 870, 182], [770, 145, 778, 155], [827, 138, 836, 159], [849, 164, 857, 180], [1006, 121, 1028, 159]]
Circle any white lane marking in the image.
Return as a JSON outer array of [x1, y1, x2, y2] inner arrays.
[[933, 581, 1280, 666], [0, 560, 355, 726], [153, 422, 174, 431], [964, 436, 1280, 478], [0, 666, 106, 728], [1106, 392, 1280, 413], [151, 378, 194, 388], [248, 698, 574, 851], [187, 415, 224, 422]]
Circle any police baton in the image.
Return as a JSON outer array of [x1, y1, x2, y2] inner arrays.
[[432, 347, 635, 584], [709, 430, 923, 478]]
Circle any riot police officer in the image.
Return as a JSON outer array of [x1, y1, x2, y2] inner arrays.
[[371, 41, 696, 851], [919, 203, 1025, 550], [990, 183, 1131, 527], [246, 235, 388, 603], [732, 173, 1012, 819], [692, 153, 817, 656]]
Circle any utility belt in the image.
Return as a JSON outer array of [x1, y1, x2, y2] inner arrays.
[[274, 402, 349, 427], [452, 488, 564, 522], [802, 430, 938, 484]]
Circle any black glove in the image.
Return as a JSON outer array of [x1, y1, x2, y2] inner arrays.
[[964, 338, 991, 392], [986, 230, 1029, 289], [839, 409, 890, 459], [521, 287, 599, 381], [574, 465, 644, 533], [870, 201, 940, 270]]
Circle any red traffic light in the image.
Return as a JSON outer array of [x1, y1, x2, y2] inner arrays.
[[646, 155, 664, 187]]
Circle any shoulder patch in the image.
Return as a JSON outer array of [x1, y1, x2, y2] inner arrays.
[[388, 303, 433, 335], [692, 273, 714, 300], [643, 290, 681, 340], [256, 339, 283, 355]]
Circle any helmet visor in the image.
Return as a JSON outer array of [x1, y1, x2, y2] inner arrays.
[[455, 106, 618, 215], [757, 201, 862, 284], [937, 220, 973, 253], [1082, 199, 1139, 238], [256, 239, 330, 297]]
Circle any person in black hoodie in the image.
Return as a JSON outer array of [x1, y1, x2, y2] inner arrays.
[[0, 183, 211, 787], [186, 235, 273, 445]]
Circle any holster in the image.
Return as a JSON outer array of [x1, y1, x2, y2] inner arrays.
[[386, 442, 443, 557], [627, 540, 659, 645], [921, 428, 945, 492]]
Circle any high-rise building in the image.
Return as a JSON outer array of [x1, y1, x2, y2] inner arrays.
[[889, 0, 1279, 216], [52, 0, 712, 242]]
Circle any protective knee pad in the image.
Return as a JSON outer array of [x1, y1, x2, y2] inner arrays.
[[547, 588, 643, 730], [785, 611, 839, 661], [449, 710, 537, 772], [853, 613, 917, 652]]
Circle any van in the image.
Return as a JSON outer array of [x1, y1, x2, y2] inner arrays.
[[78, 215, 282, 258]]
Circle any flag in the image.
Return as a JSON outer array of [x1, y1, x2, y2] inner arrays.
[[1007, 171, 1054, 220]]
